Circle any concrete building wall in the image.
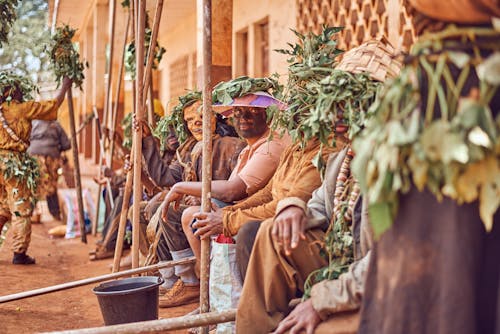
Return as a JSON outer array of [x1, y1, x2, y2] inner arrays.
[[156, 12, 197, 111], [232, 0, 296, 80]]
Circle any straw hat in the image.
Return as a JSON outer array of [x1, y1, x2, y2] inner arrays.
[[212, 91, 286, 117], [336, 38, 403, 82]]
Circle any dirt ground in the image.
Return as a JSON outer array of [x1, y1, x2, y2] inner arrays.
[[0, 194, 196, 333]]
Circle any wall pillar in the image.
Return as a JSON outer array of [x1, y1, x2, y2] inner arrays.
[[82, 23, 94, 159], [92, 2, 108, 164], [196, 0, 233, 88]]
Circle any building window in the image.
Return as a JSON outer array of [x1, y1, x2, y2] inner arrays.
[[254, 18, 269, 77], [236, 29, 249, 77]]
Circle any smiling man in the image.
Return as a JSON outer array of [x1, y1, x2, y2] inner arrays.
[[158, 90, 291, 307]]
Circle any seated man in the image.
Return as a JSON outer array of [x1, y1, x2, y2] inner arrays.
[[236, 39, 401, 334], [159, 87, 291, 307], [140, 91, 246, 299], [160, 91, 290, 260]]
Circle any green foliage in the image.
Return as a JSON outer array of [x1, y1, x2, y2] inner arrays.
[[0, 70, 37, 102], [270, 26, 344, 154], [0, 0, 19, 47], [351, 26, 500, 237], [125, 28, 166, 79], [1, 152, 40, 195], [48, 24, 88, 89], [211, 75, 283, 104], [121, 112, 133, 150], [0, 0, 53, 84], [154, 91, 201, 146]]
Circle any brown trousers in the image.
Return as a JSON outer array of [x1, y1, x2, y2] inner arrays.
[[236, 218, 327, 333]]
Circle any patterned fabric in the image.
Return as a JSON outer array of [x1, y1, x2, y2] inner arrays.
[[32, 155, 62, 198]]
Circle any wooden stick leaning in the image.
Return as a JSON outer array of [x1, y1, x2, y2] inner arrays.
[[0, 257, 195, 304], [131, 0, 146, 269], [111, 144, 134, 273], [108, 11, 130, 171], [92, 0, 117, 236], [43, 309, 235, 334], [141, 0, 164, 108], [67, 87, 87, 243], [110, 2, 136, 272], [102, 0, 116, 134], [200, 0, 213, 333]]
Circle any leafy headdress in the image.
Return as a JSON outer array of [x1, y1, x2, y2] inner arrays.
[[0, 71, 37, 103], [153, 90, 201, 149], [270, 26, 344, 150]]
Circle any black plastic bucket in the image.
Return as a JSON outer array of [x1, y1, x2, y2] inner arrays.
[[93, 276, 164, 325]]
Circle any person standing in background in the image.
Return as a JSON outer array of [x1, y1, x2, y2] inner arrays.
[[28, 119, 71, 222]]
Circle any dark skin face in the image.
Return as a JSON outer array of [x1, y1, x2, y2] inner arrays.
[[232, 106, 268, 139]]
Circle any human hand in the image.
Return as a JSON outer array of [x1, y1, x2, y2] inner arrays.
[[271, 299, 321, 334], [192, 204, 223, 239], [272, 206, 307, 255], [161, 186, 184, 220], [184, 195, 201, 206], [132, 117, 151, 137]]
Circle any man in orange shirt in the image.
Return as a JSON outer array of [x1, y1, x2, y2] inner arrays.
[[0, 72, 72, 264]]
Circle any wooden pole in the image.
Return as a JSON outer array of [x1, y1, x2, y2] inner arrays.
[[111, 146, 134, 273], [141, 0, 163, 107], [109, 11, 130, 169], [200, 0, 213, 332], [42, 310, 236, 334], [0, 257, 195, 304], [103, 0, 116, 138], [132, 0, 146, 269], [67, 87, 87, 243]]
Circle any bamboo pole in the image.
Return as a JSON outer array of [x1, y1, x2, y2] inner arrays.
[[67, 87, 87, 243], [103, 0, 116, 132], [200, 1, 213, 333], [111, 145, 134, 273], [0, 258, 195, 304], [141, 0, 163, 107], [131, 0, 146, 269], [108, 11, 130, 170], [93, 106, 115, 210], [92, 0, 117, 236], [43, 310, 236, 334]]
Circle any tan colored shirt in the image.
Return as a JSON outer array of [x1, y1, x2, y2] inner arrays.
[[222, 136, 347, 236], [230, 131, 291, 196], [0, 100, 58, 152]]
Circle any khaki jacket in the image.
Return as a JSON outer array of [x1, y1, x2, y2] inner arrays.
[[0, 100, 57, 152], [222, 137, 347, 236]]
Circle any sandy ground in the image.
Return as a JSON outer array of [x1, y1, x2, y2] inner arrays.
[[0, 162, 197, 334]]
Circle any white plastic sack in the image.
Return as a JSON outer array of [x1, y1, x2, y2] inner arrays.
[[209, 240, 242, 334]]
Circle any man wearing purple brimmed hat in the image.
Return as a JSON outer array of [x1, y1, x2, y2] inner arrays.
[[157, 87, 291, 308]]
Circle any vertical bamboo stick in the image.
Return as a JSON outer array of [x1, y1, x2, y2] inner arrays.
[[67, 87, 87, 243], [200, 0, 212, 332], [142, 0, 164, 107], [109, 11, 131, 168], [131, 0, 146, 269], [112, 145, 134, 273], [103, 0, 116, 137]]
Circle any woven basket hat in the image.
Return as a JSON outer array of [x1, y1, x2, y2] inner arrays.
[[336, 38, 403, 82]]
